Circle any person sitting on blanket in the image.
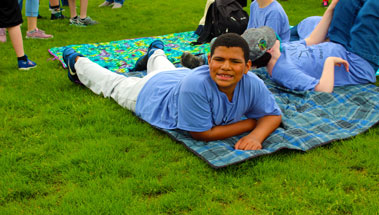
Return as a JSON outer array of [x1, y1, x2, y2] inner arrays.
[[182, 0, 291, 69], [247, 0, 290, 42], [241, 0, 378, 93], [62, 33, 282, 150]]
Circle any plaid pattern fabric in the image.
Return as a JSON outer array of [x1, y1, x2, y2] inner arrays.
[[160, 69, 379, 168], [49, 32, 379, 168]]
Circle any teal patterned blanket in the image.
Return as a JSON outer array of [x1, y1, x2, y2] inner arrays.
[[49, 31, 209, 74], [49, 31, 379, 168]]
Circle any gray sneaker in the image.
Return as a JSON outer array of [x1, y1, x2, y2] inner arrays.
[[70, 16, 98, 26], [99, 1, 113, 7], [77, 17, 98, 26], [69, 16, 79, 25]]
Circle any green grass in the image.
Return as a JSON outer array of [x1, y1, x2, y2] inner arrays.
[[1, 0, 378, 214]]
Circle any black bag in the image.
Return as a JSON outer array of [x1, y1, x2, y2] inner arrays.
[[194, 0, 249, 45]]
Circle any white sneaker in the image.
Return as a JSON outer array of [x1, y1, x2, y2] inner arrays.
[[98, 1, 113, 7], [112, 2, 122, 9]]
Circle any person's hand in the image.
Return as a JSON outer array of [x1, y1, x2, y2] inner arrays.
[[327, 56, 349, 72], [234, 135, 262, 150]]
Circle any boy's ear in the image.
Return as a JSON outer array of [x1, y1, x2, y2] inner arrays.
[[245, 60, 252, 73], [207, 54, 211, 64]]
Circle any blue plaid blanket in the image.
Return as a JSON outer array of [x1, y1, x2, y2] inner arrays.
[[49, 32, 379, 168], [161, 69, 379, 168]]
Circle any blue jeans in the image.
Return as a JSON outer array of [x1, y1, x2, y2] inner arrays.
[[25, 0, 39, 17], [106, 0, 125, 4], [61, 0, 68, 6], [328, 0, 379, 71], [18, 0, 23, 10]]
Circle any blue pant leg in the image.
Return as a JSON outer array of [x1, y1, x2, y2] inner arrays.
[[328, 0, 364, 48], [348, 0, 379, 71], [25, 0, 39, 17], [61, 0, 68, 6], [115, 0, 124, 4], [18, 0, 23, 10]]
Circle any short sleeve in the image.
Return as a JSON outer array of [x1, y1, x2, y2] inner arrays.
[[244, 73, 282, 119], [176, 77, 213, 132], [272, 55, 319, 91]]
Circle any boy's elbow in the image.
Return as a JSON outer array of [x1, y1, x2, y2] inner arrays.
[[274, 114, 282, 127], [314, 84, 333, 93]]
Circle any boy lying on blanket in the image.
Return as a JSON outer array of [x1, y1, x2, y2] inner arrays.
[[62, 33, 282, 150], [242, 0, 378, 93]]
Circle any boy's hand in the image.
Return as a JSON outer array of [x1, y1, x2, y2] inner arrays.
[[235, 135, 262, 150], [328, 56, 349, 72]]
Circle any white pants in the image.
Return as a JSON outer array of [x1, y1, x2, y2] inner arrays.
[[75, 49, 179, 112]]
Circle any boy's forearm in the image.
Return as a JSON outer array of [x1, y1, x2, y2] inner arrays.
[[305, 0, 338, 46], [315, 56, 349, 93], [234, 115, 282, 150], [315, 58, 335, 93], [245, 115, 282, 143], [190, 119, 257, 142]]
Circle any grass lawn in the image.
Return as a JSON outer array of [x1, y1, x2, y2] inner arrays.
[[0, 0, 378, 214]]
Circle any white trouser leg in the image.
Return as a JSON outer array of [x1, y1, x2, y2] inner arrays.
[[147, 49, 177, 75], [74, 51, 179, 112], [75, 57, 144, 112]]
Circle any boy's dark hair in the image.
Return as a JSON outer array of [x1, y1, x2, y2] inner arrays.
[[251, 52, 272, 68], [210, 33, 250, 63]]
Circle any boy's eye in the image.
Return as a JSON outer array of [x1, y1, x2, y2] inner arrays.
[[213, 57, 224, 61], [231, 59, 242, 64]]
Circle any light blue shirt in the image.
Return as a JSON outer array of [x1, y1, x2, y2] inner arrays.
[[247, 0, 290, 42], [271, 40, 376, 91], [297, 16, 322, 40], [136, 65, 281, 132]]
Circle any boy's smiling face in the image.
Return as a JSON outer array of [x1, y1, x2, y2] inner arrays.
[[208, 46, 251, 100]]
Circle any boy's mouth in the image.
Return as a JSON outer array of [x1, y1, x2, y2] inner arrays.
[[217, 73, 233, 80]]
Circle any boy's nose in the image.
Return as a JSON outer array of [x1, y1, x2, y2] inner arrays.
[[221, 60, 231, 70]]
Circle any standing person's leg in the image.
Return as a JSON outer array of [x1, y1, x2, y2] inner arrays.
[[68, 0, 77, 19], [61, 0, 68, 6], [18, 0, 23, 10], [1, 0, 36, 69], [348, 0, 379, 71], [77, 0, 97, 25], [69, 0, 97, 26], [7, 25, 24, 57], [50, 0, 65, 20], [328, 0, 362, 49], [8, 25, 37, 69], [25, 0, 53, 39], [79, 0, 87, 19], [25, 0, 38, 32]]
